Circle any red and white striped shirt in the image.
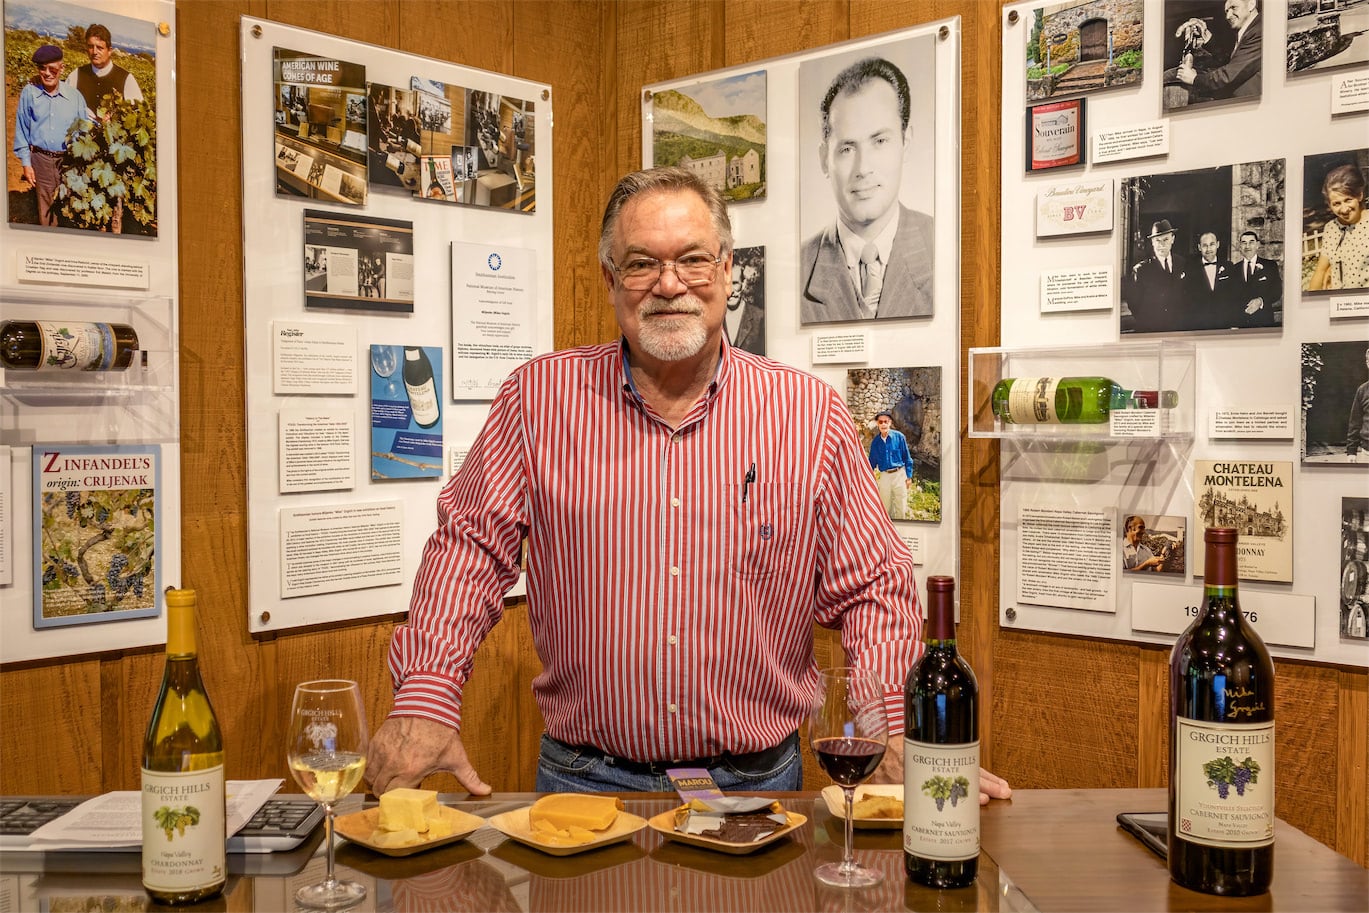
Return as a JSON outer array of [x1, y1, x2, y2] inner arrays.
[[388, 339, 922, 760]]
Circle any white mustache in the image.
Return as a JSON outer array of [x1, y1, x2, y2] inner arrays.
[[641, 296, 703, 317]]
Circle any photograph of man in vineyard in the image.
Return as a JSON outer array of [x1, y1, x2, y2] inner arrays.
[[5, 0, 157, 235]]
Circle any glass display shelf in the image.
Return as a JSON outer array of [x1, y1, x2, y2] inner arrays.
[[968, 340, 1196, 441]]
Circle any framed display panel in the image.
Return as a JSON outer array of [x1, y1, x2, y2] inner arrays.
[[999, 1, 1365, 667], [641, 19, 964, 595], [0, 0, 181, 663], [241, 18, 552, 634]]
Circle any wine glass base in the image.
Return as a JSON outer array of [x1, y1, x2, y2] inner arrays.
[[814, 861, 883, 888], [294, 879, 367, 910]]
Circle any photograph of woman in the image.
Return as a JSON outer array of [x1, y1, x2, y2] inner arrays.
[[1303, 151, 1369, 292]]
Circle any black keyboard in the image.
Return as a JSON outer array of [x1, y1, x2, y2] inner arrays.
[[0, 796, 324, 854]]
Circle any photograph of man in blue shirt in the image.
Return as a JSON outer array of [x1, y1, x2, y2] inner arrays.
[[11, 44, 83, 226], [868, 410, 914, 520]]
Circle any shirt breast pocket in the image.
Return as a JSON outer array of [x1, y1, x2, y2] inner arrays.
[[724, 482, 799, 580]]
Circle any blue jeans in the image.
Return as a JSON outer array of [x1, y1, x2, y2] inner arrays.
[[535, 734, 802, 793]]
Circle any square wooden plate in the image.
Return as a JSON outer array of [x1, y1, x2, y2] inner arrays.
[[820, 784, 904, 829], [484, 806, 648, 856], [333, 804, 485, 857], [646, 807, 807, 854]]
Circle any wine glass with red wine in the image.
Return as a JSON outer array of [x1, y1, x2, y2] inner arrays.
[[809, 666, 888, 887]]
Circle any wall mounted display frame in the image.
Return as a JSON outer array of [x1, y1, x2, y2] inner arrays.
[[240, 17, 552, 635], [642, 19, 963, 597], [0, 0, 181, 664], [999, 0, 1366, 668]]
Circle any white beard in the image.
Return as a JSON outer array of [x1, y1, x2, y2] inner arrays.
[[636, 294, 708, 362]]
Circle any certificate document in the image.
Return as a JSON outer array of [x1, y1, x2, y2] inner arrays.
[[450, 241, 537, 399]]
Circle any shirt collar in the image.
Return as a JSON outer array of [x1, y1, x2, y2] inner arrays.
[[836, 208, 901, 275], [616, 337, 729, 403], [91, 61, 115, 78]]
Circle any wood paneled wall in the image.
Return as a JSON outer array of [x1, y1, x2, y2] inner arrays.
[[1, 0, 1364, 868]]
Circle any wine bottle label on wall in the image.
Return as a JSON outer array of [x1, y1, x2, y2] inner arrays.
[[33, 321, 120, 370], [141, 767, 226, 892], [1173, 718, 1274, 849], [405, 378, 440, 427], [1005, 376, 1060, 423], [903, 740, 980, 861]]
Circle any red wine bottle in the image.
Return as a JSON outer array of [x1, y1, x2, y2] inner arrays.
[[1169, 526, 1274, 895], [904, 575, 979, 888]]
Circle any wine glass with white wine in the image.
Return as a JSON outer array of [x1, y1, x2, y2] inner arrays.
[[287, 680, 369, 910]]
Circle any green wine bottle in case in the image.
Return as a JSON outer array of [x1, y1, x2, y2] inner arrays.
[[141, 588, 226, 904], [991, 375, 1178, 424]]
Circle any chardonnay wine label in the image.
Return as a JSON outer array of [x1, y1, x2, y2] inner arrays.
[[140, 767, 226, 894], [903, 741, 980, 861], [403, 346, 440, 428], [1173, 718, 1274, 849]]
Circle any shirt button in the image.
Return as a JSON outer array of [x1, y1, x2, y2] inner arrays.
[[670, 566, 680, 576], [668, 703, 678, 713], [668, 634, 677, 645], [671, 497, 680, 507]]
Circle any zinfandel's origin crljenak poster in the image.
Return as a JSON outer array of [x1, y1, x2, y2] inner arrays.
[[1193, 460, 1292, 583], [31, 444, 161, 628]]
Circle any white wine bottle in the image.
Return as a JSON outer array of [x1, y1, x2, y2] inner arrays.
[[991, 375, 1178, 424], [141, 588, 226, 904], [403, 346, 440, 429], [0, 320, 138, 371]]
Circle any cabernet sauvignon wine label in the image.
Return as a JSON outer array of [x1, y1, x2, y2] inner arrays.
[[1005, 376, 1060, 423], [141, 766, 226, 893], [1173, 718, 1274, 849], [34, 321, 118, 371], [903, 739, 980, 861]]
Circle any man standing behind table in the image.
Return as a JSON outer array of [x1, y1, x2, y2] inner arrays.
[[67, 24, 143, 119], [12, 45, 84, 228], [1170, 0, 1262, 102], [868, 411, 914, 521], [1125, 219, 1188, 333], [1233, 230, 1281, 328], [366, 166, 1011, 804], [1184, 230, 1236, 330], [799, 57, 934, 324]]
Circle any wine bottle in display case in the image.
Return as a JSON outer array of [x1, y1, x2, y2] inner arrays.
[[1169, 527, 1274, 896], [991, 375, 1178, 424], [141, 588, 226, 904], [403, 346, 440, 429], [904, 575, 979, 888], [0, 320, 138, 371]]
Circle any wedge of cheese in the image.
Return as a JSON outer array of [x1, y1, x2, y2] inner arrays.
[[528, 793, 623, 832], [378, 788, 440, 833]]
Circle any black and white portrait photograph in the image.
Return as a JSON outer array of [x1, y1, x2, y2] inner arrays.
[[1287, 0, 1369, 74], [1161, 0, 1263, 111], [1120, 159, 1285, 334], [1025, 0, 1144, 102], [797, 36, 936, 325], [845, 367, 942, 523], [1302, 340, 1369, 465], [725, 245, 766, 356], [650, 69, 767, 203], [5, 0, 158, 234], [1301, 149, 1369, 293], [1342, 497, 1368, 639]]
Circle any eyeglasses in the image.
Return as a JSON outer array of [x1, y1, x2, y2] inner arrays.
[[609, 252, 723, 290], [38, 63, 63, 74]]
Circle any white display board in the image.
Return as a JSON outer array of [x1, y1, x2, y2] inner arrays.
[[999, 0, 1367, 667], [0, 0, 181, 663], [240, 18, 552, 634], [642, 19, 964, 596]]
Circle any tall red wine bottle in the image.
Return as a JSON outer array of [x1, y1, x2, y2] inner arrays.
[[1169, 527, 1274, 895], [904, 575, 979, 888]]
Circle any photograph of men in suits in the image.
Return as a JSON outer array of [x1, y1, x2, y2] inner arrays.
[[1163, 0, 1262, 110], [1233, 229, 1281, 327], [1123, 219, 1189, 334], [798, 39, 936, 326], [725, 246, 766, 356], [1185, 230, 1236, 329]]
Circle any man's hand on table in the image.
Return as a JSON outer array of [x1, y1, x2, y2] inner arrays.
[[366, 716, 492, 797], [870, 739, 1012, 805]]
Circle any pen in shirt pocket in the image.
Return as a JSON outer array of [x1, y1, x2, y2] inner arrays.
[[742, 462, 756, 503]]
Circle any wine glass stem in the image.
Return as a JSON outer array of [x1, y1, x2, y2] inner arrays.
[[322, 803, 337, 887], [841, 786, 857, 875]]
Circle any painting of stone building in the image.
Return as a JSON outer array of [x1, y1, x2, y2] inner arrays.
[[845, 367, 942, 523], [650, 70, 767, 202], [1287, 0, 1369, 74], [1027, 0, 1144, 101]]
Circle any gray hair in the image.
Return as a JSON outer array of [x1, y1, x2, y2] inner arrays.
[[597, 167, 733, 268]]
